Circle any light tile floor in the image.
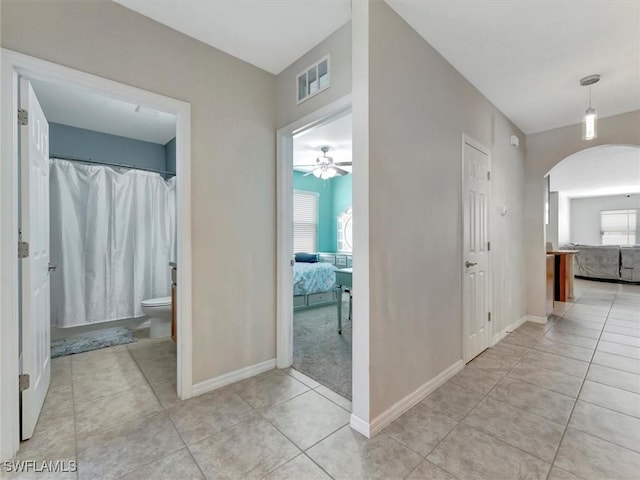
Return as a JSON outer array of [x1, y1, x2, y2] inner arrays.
[[6, 278, 640, 479]]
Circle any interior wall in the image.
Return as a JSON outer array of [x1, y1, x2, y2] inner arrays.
[[525, 110, 640, 317], [49, 123, 169, 173], [1, 0, 277, 384], [367, 1, 526, 419], [570, 194, 640, 245], [547, 191, 559, 250], [165, 137, 177, 174], [558, 193, 571, 246], [293, 171, 334, 252], [277, 21, 351, 129]]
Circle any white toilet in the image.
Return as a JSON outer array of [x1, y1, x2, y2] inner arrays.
[[141, 296, 172, 338]]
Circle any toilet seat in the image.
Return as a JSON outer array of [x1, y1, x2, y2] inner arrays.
[[141, 296, 171, 308]]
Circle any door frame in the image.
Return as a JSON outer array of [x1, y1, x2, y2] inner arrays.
[[461, 134, 493, 363], [0, 49, 193, 460]]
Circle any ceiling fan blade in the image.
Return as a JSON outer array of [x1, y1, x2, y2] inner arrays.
[[333, 166, 350, 176], [334, 161, 352, 166], [302, 171, 315, 176], [296, 164, 321, 167]]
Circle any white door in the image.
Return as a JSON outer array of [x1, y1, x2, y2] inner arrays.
[[20, 79, 51, 440], [462, 139, 491, 363]]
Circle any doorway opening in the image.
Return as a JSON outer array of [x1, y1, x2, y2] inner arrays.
[[0, 50, 192, 459], [291, 112, 353, 401], [544, 144, 640, 312]]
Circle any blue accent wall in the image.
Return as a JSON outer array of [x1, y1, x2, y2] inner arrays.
[[293, 171, 352, 252], [165, 137, 176, 174], [49, 123, 173, 173]]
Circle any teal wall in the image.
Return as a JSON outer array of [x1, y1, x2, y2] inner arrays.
[[293, 170, 352, 252], [49, 123, 177, 175]]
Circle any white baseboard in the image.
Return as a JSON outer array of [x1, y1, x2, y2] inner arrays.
[[191, 358, 276, 397], [350, 413, 371, 438], [354, 359, 464, 438], [525, 315, 548, 325], [492, 315, 528, 345]]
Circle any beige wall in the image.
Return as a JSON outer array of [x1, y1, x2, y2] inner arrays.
[[277, 22, 351, 129], [1, 0, 277, 384], [367, 1, 526, 418], [524, 110, 640, 317]]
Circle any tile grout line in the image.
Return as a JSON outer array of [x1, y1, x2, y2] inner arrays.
[[542, 289, 616, 480]]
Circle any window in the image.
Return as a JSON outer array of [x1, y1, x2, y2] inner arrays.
[[293, 190, 318, 253], [601, 209, 637, 246]]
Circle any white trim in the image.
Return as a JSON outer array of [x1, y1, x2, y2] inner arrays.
[[0, 49, 193, 461], [353, 360, 464, 439], [276, 95, 352, 371], [461, 134, 493, 362], [349, 413, 371, 438], [525, 315, 548, 325], [492, 315, 528, 345], [192, 359, 276, 396]]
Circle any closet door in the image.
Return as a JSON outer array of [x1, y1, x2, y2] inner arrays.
[[20, 78, 51, 440]]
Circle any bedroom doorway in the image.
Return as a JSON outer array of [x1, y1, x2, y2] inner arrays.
[[276, 95, 354, 408], [291, 112, 353, 401]]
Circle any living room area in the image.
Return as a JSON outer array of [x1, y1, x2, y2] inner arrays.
[[546, 144, 640, 293]]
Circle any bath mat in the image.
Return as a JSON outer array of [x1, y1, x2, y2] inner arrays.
[[51, 327, 136, 358]]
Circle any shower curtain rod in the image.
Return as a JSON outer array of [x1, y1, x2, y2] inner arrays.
[[49, 154, 176, 177]]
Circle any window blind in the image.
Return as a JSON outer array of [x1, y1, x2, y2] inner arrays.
[[601, 209, 637, 246], [293, 190, 318, 253]]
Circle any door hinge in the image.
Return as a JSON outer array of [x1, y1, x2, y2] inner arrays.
[[19, 374, 30, 392], [18, 109, 28, 126], [18, 241, 29, 258], [487, 241, 491, 251], [488, 312, 492, 322], [487, 171, 491, 181]]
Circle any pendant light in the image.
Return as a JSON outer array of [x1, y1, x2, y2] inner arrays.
[[580, 74, 600, 141]]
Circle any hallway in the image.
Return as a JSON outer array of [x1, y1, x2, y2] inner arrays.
[[7, 279, 640, 479]]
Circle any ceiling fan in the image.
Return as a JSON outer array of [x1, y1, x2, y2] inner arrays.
[[299, 146, 352, 179]]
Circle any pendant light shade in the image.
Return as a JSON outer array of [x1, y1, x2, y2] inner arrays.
[[580, 74, 600, 141]]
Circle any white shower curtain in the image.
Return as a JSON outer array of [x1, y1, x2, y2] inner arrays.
[[50, 159, 176, 327]]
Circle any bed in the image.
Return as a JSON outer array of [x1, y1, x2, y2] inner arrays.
[[293, 261, 337, 310]]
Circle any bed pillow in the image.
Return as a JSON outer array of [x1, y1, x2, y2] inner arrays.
[[295, 252, 318, 263]]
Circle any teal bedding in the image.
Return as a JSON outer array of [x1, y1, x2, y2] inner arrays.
[[293, 262, 337, 296]]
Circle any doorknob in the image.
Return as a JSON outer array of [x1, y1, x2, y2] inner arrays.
[[48, 262, 57, 272], [465, 261, 477, 268]]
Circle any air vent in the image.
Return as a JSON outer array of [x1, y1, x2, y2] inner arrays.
[[297, 55, 330, 104]]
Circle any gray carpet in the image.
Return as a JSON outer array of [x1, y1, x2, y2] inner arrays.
[[293, 295, 352, 399], [51, 327, 136, 358]]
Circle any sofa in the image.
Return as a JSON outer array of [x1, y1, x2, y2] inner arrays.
[[564, 244, 640, 283]]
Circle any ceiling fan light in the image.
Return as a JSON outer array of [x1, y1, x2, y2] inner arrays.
[[312, 167, 322, 178], [326, 167, 337, 178], [583, 107, 597, 141]]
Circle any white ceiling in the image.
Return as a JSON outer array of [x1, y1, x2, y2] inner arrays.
[[114, 0, 351, 75], [549, 145, 640, 198], [386, 0, 640, 134], [293, 113, 352, 174], [31, 79, 177, 145], [113, 1, 639, 135]]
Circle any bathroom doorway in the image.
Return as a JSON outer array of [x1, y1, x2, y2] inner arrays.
[[0, 50, 192, 456]]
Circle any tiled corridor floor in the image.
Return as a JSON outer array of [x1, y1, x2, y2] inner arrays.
[[6, 279, 640, 479]]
